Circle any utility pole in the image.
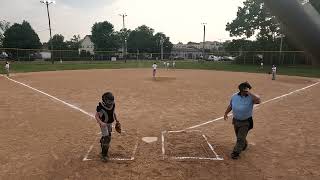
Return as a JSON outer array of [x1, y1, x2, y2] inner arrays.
[[279, 35, 284, 64], [160, 37, 164, 60], [40, 0, 55, 64], [201, 23, 207, 60], [119, 13, 127, 61]]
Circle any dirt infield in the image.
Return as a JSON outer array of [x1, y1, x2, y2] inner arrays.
[[0, 69, 319, 179]]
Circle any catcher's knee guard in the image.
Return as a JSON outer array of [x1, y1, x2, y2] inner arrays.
[[100, 136, 111, 157]]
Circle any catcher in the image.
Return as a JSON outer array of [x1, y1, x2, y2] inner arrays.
[[95, 92, 121, 161]]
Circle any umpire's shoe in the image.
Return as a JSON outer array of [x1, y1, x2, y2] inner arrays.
[[231, 152, 240, 160]]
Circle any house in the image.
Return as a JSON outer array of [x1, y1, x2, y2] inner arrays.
[[199, 41, 223, 51], [79, 35, 94, 55], [171, 46, 202, 59], [186, 42, 201, 49]]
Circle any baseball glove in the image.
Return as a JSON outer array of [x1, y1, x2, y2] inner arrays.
[[115, 121, 121, 133]]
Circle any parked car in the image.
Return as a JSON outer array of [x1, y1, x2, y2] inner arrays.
[[173, 56, 184, 60], [220, 56, 236, 61], [0, 52, 8, 59], [207, 55, 222, 61]]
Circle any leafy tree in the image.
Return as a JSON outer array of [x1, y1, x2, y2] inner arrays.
[[226, 0, 281, 41], [3, 20, 41, 49], [91, 21, 119, 51], [154, 32, 173, 55], [0, 20, 10, 47], [227, 0, 320, 42], [48, 34, 67, 50], [115, 28, 131, 46], [127, 25, 155, 53], [65, 34, 81, 50]]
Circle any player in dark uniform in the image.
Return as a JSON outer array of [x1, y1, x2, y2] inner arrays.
[[95, 92, 121, 161]]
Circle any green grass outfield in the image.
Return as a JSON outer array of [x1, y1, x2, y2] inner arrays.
[[1, 60, 320, 78]]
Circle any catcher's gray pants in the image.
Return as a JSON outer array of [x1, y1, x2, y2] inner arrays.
[[100, 123, 112, 157], [100, 123, 112, 136], [232, 119, 249, 154]]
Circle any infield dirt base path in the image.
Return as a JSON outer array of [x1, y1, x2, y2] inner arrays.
[[0, 69, 319, 179]]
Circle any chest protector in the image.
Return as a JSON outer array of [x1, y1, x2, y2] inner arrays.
[[96, 102, 115, 123]]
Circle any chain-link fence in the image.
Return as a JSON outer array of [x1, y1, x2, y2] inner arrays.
[[0, 48, 314, 65]]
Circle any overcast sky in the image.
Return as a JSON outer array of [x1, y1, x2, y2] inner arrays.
[[0, 0, 245, 44]]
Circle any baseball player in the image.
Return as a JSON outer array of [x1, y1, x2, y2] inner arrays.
[[272, 65, 277, 80], [172, 61, 176, 69], [95, 92, 121, 161], [4, 61, 10, 77], [166, 62, 170, 70], [152, 62, 157, 79]]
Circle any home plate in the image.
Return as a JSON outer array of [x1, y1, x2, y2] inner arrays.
[[142, 137, 158, 143]]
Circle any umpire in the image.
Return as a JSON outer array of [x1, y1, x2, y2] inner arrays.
[[224, 82, 261, 159]]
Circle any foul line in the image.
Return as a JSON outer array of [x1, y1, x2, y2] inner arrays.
[[2, 75, 139, 162], [181, 81, 320, 131], [1, 75, 95, 118]]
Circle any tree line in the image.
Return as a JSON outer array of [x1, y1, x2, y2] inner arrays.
[[0, 20, 173, 56]]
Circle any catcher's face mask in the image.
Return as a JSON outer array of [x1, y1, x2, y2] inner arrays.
[[103, 99, 114, 108], [102, 92, 115, 108]]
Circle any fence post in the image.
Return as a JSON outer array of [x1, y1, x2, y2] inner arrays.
[[252, 53, 254, 64], [16, 48, 19, 61]]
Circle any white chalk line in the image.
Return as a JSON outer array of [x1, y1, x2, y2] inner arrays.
[[82, 136, 99, 161], [82, 137, 139, 162], [181, 81, 320, 131], [162, 130, 223, 161], [4, 75, 319, 161], [170, 157, 223, 161], [1, 75, 137, 162], [161, 131, 166, 160], [202, 134, 223, 160], [1, 75, 95, 118]]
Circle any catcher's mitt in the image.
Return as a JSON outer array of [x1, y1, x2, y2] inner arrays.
[[115, 121, 121, 133]]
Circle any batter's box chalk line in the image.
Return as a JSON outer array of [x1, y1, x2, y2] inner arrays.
[[161, 130, 224, 161], [82, 133, 139, 162]]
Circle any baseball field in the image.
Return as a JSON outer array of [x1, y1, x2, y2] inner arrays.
[[1, 61, 319, 179]]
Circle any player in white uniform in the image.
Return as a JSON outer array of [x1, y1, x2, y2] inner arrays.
[[152, 62, 157, 79], [4, 61, 10, 77], [272, 65, 277, 80], [172, 61, 176, 69], [166, 62, 170, 70]]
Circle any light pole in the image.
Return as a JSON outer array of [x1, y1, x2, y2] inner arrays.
[[119, 13, 127, 61], [201, 23, 207, 60], [40, 0, 55, 64]]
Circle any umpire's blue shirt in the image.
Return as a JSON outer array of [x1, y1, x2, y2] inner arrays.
[[230, 93, 254, 120]]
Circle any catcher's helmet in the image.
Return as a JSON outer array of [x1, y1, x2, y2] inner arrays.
[[102, 92, 114, 108]]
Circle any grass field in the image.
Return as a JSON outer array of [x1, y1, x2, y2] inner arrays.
[[1, 60, 320, 77]]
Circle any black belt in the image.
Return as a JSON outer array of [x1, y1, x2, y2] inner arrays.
[[233, 117, 252, 121], [233, 117, 254, 130]]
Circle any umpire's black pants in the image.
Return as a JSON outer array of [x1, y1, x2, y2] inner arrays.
[[232, 118, 250, 154]]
